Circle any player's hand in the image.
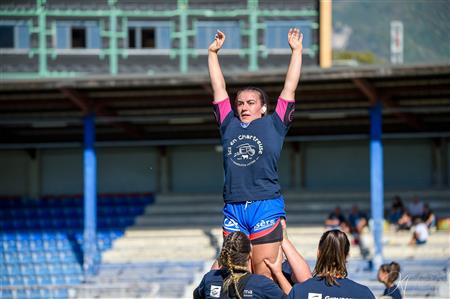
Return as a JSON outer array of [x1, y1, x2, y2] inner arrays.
[[264, 247, 283, 275], [208, 30, 226, 53], [288, 28, 303, 52]]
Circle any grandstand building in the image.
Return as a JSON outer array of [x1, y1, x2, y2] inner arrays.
[[0, 1, 449, 298]]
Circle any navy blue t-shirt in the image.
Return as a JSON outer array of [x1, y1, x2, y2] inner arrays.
[[213, 97, 295, 203], [193, 269, 285, 299], [383, 285, 402, 299], [287, 276, 375, 299]]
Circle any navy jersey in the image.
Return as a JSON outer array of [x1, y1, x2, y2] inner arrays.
[[213, 97, 295, 203], [194, 269, 285, 299], [287, 276, 375, 299], [383, 285, 402, 299]]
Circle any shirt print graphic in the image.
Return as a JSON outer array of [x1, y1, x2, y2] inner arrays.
[[227, 134, 264, 167]]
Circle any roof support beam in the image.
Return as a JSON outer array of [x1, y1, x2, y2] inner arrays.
[[353, 78, 424, 131], [60, 87, 146, 139]]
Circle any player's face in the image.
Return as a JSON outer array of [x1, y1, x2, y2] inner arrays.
[[377, 270, 387, 283], [236, 90, 264, 123]]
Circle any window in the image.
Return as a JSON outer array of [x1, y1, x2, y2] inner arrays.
[[128, 28, 136, 48], [0, 21, 29, 49], [126, 21, 171, 49], [195, 21, 240, 49], [0, 26, 14, 48], [56, 21, 100, 49], [265, 20, 312, 50], [141, 28, 155, 48], [71, 27, 86, 48]]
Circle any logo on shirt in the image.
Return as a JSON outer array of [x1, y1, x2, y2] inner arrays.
[[308, 293, 322, 299], [227, 134, 264, 167], [210, 285, 221, 298], [243, 289, 253, 297]]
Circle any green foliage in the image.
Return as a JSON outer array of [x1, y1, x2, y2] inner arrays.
[[333, 50, 381, 65], [333, 0, 450, 65]]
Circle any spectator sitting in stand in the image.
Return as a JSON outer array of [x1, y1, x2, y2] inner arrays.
[[396, 211, 412, 231], [407, 196, 424, 221], [324, 206, 349, 232], [422, 203, 436, 230], [409, 218, 429, 246], [388, 196, 405, 225]]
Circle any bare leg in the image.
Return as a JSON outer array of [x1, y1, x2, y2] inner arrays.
[[251, 241, 282, 280]]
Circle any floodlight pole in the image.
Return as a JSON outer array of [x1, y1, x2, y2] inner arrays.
[[83, 112, 99, 276], [370, 100, 384, 271]]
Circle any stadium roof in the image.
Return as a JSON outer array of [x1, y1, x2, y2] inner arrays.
[[0, 63, 449, 148]]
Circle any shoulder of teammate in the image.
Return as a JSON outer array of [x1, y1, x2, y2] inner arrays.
[[344, 278, 376, 298], [249, 274, 286, 298]]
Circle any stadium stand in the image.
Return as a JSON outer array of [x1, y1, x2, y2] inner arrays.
[[93, 192, 448, 298], [0, 193, 153, 299]]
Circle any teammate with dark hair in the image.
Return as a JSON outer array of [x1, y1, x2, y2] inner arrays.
[[208, 28, 303, 279], [193, 232, 286, 299], [378, 262, 402, 299], [286, 230, 376, 299]]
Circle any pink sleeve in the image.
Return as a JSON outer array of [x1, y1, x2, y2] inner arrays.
[[213, 98, 232, 125], [275, 97, 295, 124]]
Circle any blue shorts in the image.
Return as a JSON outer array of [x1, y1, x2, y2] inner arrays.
[[222, 197, 286, 243]]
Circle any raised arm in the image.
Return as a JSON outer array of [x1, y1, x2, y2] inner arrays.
[[208, 30, 229, 102], [280, 28, 303, 100]]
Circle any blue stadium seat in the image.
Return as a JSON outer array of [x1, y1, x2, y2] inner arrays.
[[1, 290, 13, 299], [32, 252, 46, 263], [9, 275, 24, 286], [20, 264, 35, 275], [38, 275, 52, 285], [23, 275, 38, 285], [19, 251, 33, 263]]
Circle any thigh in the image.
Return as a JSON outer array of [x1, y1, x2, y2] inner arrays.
[[251, 241, 282, 280]]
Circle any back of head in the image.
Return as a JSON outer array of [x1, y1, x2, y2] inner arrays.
[[380, 262, 401, 285], [218, 232, 251, 299], [313, 229, 350, 286]]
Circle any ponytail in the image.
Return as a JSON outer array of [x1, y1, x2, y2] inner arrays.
[[380, 262, 401, 285], [218, 232, 251, 299]]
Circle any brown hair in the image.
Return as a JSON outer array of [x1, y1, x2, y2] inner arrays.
[[313, 229, 350, 286], [380, 262, 401, 285], [218, 232, 251, 299], [235, 87, 268, 116]]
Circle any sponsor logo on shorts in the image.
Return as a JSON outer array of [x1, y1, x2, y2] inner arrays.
[[254, 219, 276, 232], [210, 285, 221, 298], [223, 218, 239, 231]]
